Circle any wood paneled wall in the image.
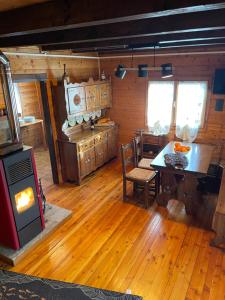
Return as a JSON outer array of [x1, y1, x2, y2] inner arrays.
[[5, 48, 99, 81], [17, 82, 44, 148], [18, 82, 42, 118], [100, 51, 225, 161], [0, 47, 99, 182]]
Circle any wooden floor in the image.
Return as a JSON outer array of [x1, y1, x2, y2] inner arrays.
[[1, 159, 225, 300]]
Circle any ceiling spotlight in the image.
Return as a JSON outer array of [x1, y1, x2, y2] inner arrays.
[[161, 63, 173, 78], [138, 64, 148, 77], [115, 64, 126, 79]]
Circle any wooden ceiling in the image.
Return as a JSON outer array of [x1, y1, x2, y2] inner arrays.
[[1, 0, 225, 54]]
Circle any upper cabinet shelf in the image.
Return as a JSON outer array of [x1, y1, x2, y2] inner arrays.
[[64, 79, 112, 117], [52, 78, 112, 141]]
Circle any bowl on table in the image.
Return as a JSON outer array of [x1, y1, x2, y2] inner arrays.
[[174, 142, 191, 155]]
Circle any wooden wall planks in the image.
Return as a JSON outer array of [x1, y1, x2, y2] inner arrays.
[[100, 52, 225, 160], [18, 82, 42, 118], [18, 81, 44, 148], [0, 47, 99, 181]]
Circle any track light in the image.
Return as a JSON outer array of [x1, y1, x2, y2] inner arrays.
[[138, 64, 148, 77], [114, 64, 174, 78], [161, 63, 173, 78], [115, 64, 126, 79]]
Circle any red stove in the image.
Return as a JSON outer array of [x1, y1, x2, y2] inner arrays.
[[0, 146, 45, 250]]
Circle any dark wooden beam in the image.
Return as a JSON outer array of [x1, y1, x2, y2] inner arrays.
[[66, 38, 225, 53], [0, 0, 225, 37], [98, 42, 225, 55], [42, 29, 225, 51], [1, 9, 225, 47]]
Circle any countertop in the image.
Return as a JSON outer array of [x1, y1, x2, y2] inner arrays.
[[68, 126, 113, 143]]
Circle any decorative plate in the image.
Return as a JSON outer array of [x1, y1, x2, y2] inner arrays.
[[83, 113, 90, 122], [68, 115, 76, 127], [62, 119, 69, 131], [76, 115, 84, 124], [73, 94, 81, 106], [90, 112, 96, 120], [96, 110, 101, 118]]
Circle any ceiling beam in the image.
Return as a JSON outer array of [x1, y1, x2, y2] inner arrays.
[[41, 29, 225, 51], [97, 42, 225, 55], [67, 38, 225, 53], [1, 9, 225, 48], [0, 0, 225, 37]]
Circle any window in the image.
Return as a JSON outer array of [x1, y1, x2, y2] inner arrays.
[[147, 80, 208, 142], [147, 81, 174, 136]]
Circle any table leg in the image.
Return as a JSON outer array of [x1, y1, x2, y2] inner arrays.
[[181, 174, 201, 216], [156, 171, 177, 207]]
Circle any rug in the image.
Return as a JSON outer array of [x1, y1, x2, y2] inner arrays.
[[0, 270, 142, 300]]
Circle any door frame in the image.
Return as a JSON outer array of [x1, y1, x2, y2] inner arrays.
[[12, 73, 59, 184]]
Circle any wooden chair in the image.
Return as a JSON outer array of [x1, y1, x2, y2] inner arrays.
[[121, 143, 158, 208], [133, 136, 160, 194], [133, 135, 154, 170]]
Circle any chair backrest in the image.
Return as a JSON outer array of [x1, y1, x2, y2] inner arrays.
[[133, 136, 142, 167], [120, 143, 134, 176]]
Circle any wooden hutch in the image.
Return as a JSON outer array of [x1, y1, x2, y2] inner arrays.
[[52, 78, 118, 184]]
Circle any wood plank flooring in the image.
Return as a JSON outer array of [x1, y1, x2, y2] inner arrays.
[[1, 159, 225, 300]]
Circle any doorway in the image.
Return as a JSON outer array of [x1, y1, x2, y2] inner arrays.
[[12, 74, 59, 191]]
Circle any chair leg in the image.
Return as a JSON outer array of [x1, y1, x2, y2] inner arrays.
[[156, 172, 161, 195], [144, 182, 149, 209], [123, 179, 127, 202]]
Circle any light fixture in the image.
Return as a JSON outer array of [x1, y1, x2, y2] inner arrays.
[[115, 64, 127, 79], [114, 64, 174, 79], [138, 64, 148, 77], [161, 63, 173, 78]]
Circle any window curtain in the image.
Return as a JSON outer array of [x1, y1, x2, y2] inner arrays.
[[147, 81, 174, 136], [175, 81, 207, 143]]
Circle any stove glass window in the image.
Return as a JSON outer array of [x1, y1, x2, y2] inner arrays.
[[15, 187, 35, 214]]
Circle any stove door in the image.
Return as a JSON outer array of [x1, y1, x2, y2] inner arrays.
[[9, 175, 40, 231]]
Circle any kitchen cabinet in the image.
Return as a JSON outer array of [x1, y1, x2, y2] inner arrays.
[[107, 127, 118, 160], [95, 132, 108, 168], [66, 85, 86, 114], [58, 126, 118, 184], [79, 148, 96, 178], [100, 83, 111, 108], [85, 84, 97, 111]]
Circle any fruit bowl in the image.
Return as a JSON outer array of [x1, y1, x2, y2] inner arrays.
[[174, 142, 191, 155]]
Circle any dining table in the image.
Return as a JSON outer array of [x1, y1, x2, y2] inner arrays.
[[151, 141, 214, 216]]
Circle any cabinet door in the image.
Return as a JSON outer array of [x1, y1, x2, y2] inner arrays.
[[66, 85, 86, 114], [88, 148, 96, 173], [79, 151, 88, 178], [107, 128, 118, 160], [95, 84, 101, 109], [85, 85, 96, 111], [95, 143, 104, 169], [99, 83, 111, 108], [79, 148, 95, 178]]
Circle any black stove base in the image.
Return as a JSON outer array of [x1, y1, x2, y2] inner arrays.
[[18, 217, 42, 248]]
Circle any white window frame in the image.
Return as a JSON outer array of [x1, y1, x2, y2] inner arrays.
[[146, 80, 208, 130]]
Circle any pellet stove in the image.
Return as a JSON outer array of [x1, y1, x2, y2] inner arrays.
[[0, 146, 45, 250], [0, 51, 45, 250]]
